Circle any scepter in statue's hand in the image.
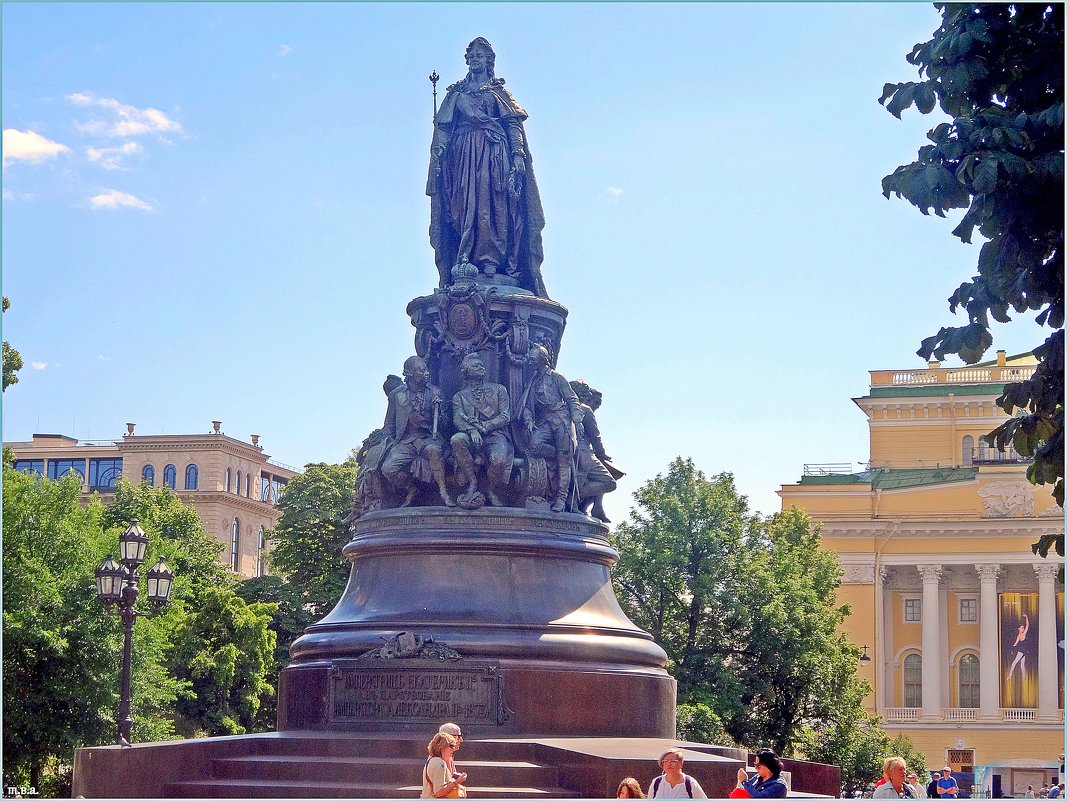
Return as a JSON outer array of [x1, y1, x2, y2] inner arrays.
[[429, 70, 439, 119]]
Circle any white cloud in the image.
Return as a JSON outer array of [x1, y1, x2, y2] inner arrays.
[[31, 361, 47, 370], [86, 141, 143, 170], [88, 189, 153, 211], [606, 186, 624, 200], [97, 354, 111, 362], [278, 44, 294, 57], [2, 189, 37, 202], [67, 92, 182, 139], [3, 129, 71, 167]]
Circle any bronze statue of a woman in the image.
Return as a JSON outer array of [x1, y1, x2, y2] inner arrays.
[[427, 37, 547, 298]]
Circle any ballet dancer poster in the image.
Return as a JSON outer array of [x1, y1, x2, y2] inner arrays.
[[999, 592, 1038, 708]]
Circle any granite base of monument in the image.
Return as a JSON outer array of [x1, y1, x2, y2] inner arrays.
[[278, 506, 676, 738]]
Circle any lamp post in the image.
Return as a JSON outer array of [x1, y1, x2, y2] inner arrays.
[[95, 521, 175, 746]]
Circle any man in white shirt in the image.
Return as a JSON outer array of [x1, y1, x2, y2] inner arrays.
[[647, 749, 708, 799]]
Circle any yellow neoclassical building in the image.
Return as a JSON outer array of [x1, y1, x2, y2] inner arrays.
[[780, 351, 1064, 798], [5, 421, 298, 579]]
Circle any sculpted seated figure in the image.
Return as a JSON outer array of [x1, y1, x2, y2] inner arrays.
[[450, 353, 514, 508], [381, 356, 455, 508]]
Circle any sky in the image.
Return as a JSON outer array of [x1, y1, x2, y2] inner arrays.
[[1, 2, 1048, 524]]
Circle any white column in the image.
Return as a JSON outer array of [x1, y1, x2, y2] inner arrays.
[[879, 565, 892, 712], [1035, 564, 1061, 720], [977, 564, 1001, 719], [918, 564, 943, 718]]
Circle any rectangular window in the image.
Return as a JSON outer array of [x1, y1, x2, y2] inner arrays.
[[959, 597, 978, 623], [47, 458, 86, 481], [88, 458, 123, 491], [13, 459, 44, 475], [904, 598, 922, 622]]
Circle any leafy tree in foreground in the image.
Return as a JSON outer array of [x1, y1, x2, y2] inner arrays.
[[268, 460, 359, 618], [167, 586, 277, 737], [2, 471, 115, 793], [236, 574, 317, 724], [3, 296, 23, 391], [880, 3, 1064, 561], [612, 458, 753, 727], [731, 508, 869, 757], [800, 707, 927, 795], [611, 458, 871, 758]]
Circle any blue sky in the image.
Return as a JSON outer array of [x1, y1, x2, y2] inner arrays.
[[2, 3, 1046, 522]]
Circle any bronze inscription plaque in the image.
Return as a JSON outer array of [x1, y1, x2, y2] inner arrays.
[[328, 659, 508, 725]]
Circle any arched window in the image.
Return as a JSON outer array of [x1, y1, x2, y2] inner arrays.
[[142, 464, 155, 485], [959, 653, 980, 708], [245, 473, 252, 498], [185, 463, 199, 490], [256, 526, 265, 577], [903, 653, 922, 708], [236, 470, 242, 495], [225, 468, 232, 493], [230, 518, 240, 573], [962, 435, 974, 466], [163, 464, 177, 490]]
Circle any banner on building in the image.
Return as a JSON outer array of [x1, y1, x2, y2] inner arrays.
[[999, 592, 1038, 708]]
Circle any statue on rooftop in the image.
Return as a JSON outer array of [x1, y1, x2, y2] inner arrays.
[[427, 37, 547, 298]]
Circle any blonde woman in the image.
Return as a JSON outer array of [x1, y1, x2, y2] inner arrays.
[[421, 732, 467, 798], [617, 777, 646, 798], [873, 757, 915, 799]]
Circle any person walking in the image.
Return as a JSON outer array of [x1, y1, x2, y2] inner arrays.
[[647, 749, 708, 798], [421, 732, 467, 798]]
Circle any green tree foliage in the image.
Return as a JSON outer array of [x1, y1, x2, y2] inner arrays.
[[167, 586, 277, 736], [730, 508, 868, 756], [2, 469, 277, 790], [611, 458, 872, 759], [800, 708, 927, 795], [612, 458, 752, 725], [268, 460, 359, 618], [879, 4, 1064, 560], [676, 702, 730, 746], [3, 296, 24, 391], [2, 470, 115, 792], [236, 574, 316, 723]]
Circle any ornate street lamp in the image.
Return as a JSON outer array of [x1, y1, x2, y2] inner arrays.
[[859, 644, 872, 663], [95, 521, 175, 746]]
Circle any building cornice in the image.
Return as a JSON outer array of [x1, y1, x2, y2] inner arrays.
[[819, 519, 1063, 539]]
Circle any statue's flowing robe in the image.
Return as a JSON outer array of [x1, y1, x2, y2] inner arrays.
[[427, 77, 547, 298]]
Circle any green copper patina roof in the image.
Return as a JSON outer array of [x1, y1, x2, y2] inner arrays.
[[798, 467, 978, 489], [870, 466, 978, 490], [798, 473, 871, 485], [868, 384, 1006, 398]]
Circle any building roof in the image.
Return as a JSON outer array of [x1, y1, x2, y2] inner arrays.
[[798, 467, 978, 489]]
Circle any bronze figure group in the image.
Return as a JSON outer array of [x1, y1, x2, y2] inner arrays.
[[351, 345, 620, 522]]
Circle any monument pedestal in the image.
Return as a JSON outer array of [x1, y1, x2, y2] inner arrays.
[[279, 507, 675, 737]]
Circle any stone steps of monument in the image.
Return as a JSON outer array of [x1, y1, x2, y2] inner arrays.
[[209, 753, 560, 786], [245, 734, 543, 761], [163, 777, 579, 798]]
